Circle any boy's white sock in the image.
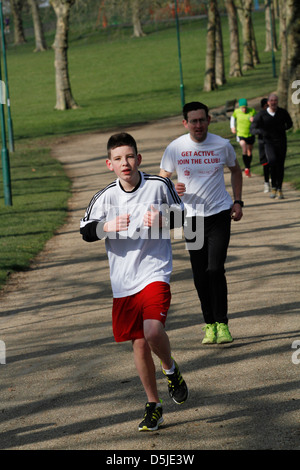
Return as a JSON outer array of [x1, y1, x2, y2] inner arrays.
[[163, 360, 175, 375]]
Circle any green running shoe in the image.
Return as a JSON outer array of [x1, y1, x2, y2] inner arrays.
[[202, 323, 217, 344], [138, 402, 164, 431], [216, 322, 233, 343]]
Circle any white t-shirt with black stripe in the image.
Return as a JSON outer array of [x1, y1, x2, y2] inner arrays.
[[80, 172, 184, 298]]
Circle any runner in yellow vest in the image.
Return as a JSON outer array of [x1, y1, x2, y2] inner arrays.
[[230, 99, 256, 177]]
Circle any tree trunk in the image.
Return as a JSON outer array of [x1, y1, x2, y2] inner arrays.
[[27, 0, 47, 52], [277, 0, 288, 107], [10, 0, 26, 45], [236, 0, 254, 71], [131, 0, 146, 37], [273, 0, 280, 18], [250, 11, 260, 65], [225, 0, 242, 77], [286, 0, 300, 129], [264, 0, 278, 52], [203, 0, 217, 91], [50, 0, 78, 110], [215, 3, 226, 86]]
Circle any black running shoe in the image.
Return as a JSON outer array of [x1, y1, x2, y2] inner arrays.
[[163, 360, 188, 404], [138, 402, 164, 431]]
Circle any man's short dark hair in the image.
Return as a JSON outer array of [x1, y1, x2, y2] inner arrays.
[[261, 98, 268, 108], [183, 102, 209, 120], [107, 132, 138, 157]]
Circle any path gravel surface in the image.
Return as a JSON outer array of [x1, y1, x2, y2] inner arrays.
[[1, 110, 300, 451]]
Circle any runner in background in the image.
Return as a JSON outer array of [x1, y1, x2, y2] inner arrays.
[[230, 99, 256, 177]]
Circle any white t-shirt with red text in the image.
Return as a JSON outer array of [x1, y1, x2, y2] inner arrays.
[[160, 132, 236, 217]]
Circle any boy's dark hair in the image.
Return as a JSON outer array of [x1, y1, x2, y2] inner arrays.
[[107, 132, 138, 157], [183, 101, 209, 120]]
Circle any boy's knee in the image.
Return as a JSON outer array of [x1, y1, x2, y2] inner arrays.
[[144, 319, 164, 343]]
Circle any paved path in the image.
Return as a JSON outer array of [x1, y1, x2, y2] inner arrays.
[[1, 115, 300, 450]]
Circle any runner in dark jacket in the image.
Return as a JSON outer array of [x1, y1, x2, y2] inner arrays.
[[251, 94, 293, 199]]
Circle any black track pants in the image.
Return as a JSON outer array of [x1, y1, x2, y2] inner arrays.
[[265, 141, 287, 190], [186, 209, 231, 325]]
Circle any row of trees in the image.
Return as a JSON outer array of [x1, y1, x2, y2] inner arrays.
[[9, 0, 47, 50], [4, 0, 300, 128], [204, 0, 261, 90], [203, 0, 299, 128]]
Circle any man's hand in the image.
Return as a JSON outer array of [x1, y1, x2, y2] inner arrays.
[[231, 203, 243, 221], [175, 182, 186, 197]]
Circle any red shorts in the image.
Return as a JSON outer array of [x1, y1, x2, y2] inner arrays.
[[112, 282, 171, 342]]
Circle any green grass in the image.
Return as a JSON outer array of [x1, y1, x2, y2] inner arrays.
[[0, 10, 299, 290], [6, 12, 278, 140], [0, 145, 71, 288]]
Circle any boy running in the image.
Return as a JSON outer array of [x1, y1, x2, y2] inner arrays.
[[80, 132, 188, 431]]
